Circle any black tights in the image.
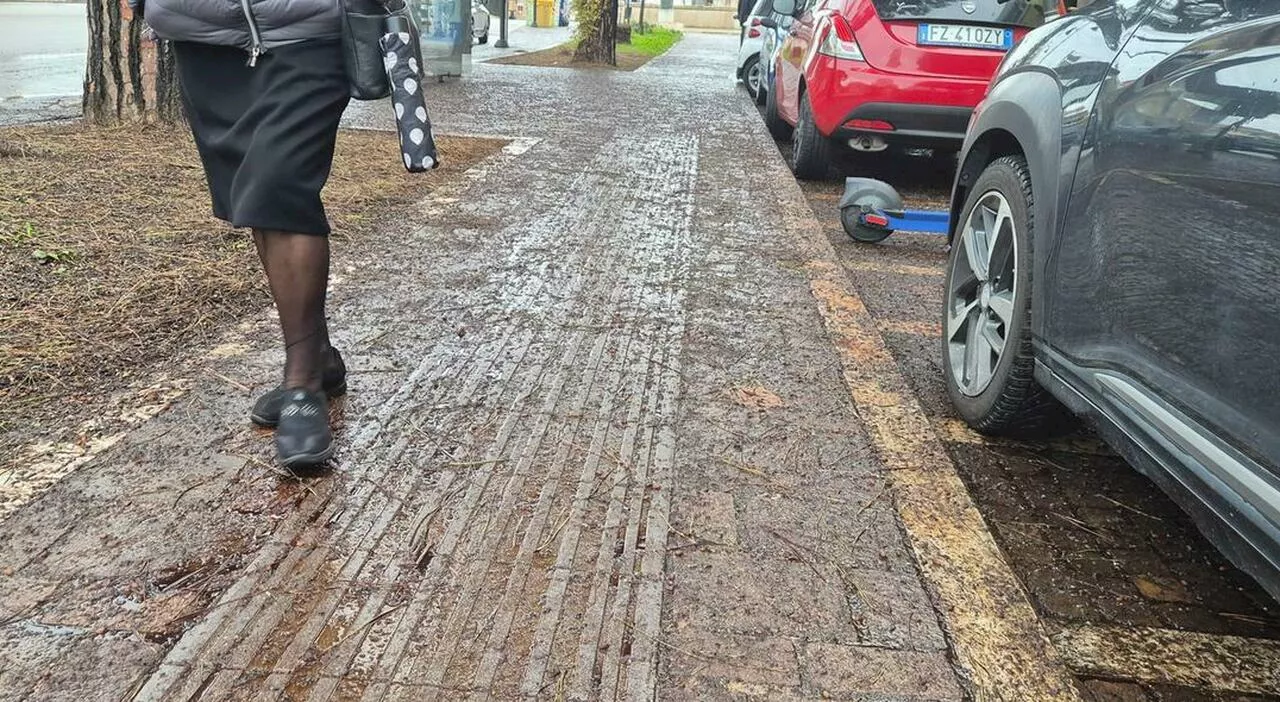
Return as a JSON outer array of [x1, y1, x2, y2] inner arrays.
[[252, 229, 331, 392]]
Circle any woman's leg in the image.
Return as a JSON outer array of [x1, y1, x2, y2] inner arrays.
[[174, 40, 346, 464], [247, 230, 342, 430], [255, 229, 332, 391], [255, 228, 337, 466], [252, 229, 334, 373]]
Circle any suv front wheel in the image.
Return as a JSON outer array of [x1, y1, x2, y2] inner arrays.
[[941, 155, 1070, 436]]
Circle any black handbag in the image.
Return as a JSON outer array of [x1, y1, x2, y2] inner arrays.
[[341, 0, 415, 100]]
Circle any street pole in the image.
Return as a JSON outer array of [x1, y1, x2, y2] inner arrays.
[[495, 0, 510, 47]]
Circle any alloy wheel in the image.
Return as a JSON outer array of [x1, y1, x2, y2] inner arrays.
[[947, 190, 1018, 396], [746, 61, 763, 97]]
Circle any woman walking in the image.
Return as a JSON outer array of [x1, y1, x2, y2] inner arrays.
[[137, 0, 350, 466]]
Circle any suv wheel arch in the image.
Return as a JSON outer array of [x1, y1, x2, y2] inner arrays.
[[948, 72, 1066, 339], [950, 128, 1023, 244]]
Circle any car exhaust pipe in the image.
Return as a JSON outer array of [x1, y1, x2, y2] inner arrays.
[[848, 135, 888, 152]]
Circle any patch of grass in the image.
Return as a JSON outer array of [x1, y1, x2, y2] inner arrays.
[[622, 27, 682, 57], [487, 26, 682, 70], [0, 222, 37, 247], [0, 123, 506, 458]]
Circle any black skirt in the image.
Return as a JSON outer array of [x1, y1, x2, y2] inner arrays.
[[173, 40, 351, 236]]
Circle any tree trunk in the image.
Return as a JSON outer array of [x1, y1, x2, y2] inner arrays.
[[84, 0, 181, 125], [573, 0, 617, 65]]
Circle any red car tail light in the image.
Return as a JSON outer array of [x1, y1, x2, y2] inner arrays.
[[817, 15, 865, 61], [830, 13, 856, 42], [748, 27, 762, 38]]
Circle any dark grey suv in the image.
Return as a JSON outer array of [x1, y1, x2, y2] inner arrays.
[[942, 0, 1280, 600]]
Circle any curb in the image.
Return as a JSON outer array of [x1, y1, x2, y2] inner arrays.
[[765, 132, 1084, 700]]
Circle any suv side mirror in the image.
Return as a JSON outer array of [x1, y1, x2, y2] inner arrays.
[[772, 0, 797, 16]]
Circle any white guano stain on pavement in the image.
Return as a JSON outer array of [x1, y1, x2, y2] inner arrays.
[[0, 378, 190, 521]]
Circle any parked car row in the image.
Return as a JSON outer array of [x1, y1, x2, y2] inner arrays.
[[742, 0, 1280, 602], [735, 0, 794, 105], [741, 0, 1069, 179]]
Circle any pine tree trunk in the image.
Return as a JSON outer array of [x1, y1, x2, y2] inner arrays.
[[573, 0, 617, 65], [84, 0, 181, 125]]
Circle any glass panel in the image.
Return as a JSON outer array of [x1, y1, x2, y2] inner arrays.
[[412, 0, 468, 76], [871, 0, 1047, 28]]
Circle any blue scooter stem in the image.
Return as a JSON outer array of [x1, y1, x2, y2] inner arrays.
[[876, 209, 951, 235]]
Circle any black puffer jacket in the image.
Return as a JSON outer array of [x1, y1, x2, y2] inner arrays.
[[134, 0, 342, 56]]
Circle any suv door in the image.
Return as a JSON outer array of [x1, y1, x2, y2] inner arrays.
[[1046, 2, 1280, 535]]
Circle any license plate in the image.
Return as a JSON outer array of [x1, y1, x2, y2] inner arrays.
[[917, 24, 1013, 50]]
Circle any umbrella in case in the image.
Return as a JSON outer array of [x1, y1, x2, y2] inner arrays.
[[381, 13, 440, 173]]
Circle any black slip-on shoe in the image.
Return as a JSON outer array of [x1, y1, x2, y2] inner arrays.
[[275, 389, 334, 468], [250, 348, 347, 428]]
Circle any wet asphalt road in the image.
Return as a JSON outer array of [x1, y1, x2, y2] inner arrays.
[[0, 2, 85, 125], [762, 96, 1280, 700]]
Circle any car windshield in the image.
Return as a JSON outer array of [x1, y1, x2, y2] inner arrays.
[[871, 0, 1046, 27], [749, 0, 776, 16], [750, 0, 796, 23]]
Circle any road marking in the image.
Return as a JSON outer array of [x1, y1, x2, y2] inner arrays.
[[16, 52, 86, 61], [845, 259, 945, 278], [877, 319, 941, 337], [1054, 625, 1280, 695], [788, 228, 1083, 699], [2, 92, 79, 101]]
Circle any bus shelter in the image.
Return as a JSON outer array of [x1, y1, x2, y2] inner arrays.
[[410, 0, 472, 78]]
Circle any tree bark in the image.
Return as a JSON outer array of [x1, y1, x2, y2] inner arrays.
[[573, 0, 617, 65], [84, 0, 181, 125]]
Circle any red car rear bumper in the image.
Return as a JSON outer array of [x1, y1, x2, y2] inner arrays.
[[807, 54, 990, 149]]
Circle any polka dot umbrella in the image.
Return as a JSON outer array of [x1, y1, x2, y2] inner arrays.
[[382, 14, 440, 173]]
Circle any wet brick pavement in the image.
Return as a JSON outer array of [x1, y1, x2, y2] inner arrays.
[[1, 35, 969, 700], [4, 30, 1280, 702]]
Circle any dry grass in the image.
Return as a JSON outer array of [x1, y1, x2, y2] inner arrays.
[[0, 123, 504, 453]]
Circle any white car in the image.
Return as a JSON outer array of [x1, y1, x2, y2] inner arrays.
[[472, 2, 492, 44], [735, 0, 784, 104]]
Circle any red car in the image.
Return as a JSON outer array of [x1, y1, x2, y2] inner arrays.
[[765, 0, 1043, 179]]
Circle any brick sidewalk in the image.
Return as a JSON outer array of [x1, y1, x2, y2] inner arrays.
[[0, 36, 963, 700]]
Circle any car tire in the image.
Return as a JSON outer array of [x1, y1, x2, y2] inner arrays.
[[764, 78, 793, 142], [743, 56, 764, 103], [942, 155, 1072, 437], [478, 33, 489, 44], [792, 92, 832, 181]]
